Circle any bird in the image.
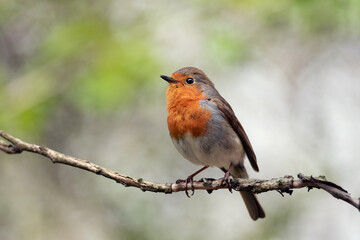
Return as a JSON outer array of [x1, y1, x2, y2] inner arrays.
[[160, 67, 265, 220]]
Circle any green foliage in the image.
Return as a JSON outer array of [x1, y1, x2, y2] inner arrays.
[[267, 0, 360, 35], [0, 70, 56, 136], [206, 29, 249, 65], [197, 0, 360, 36], [0, 8, 160, 135], [41, 15, 159, 113], [69, 38, 158, 112]]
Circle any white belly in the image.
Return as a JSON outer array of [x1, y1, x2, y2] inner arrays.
[[172, 129, 245, 169]]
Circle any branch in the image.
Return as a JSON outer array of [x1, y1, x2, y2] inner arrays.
[[0, 130, 359, 211]]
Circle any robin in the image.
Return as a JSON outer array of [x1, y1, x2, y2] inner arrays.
[[160, 67, 265, 220]]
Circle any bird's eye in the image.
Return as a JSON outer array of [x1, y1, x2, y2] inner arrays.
[[186, 78, 194, 84]]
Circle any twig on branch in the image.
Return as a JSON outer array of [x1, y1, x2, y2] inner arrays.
[[0, 130, 359, 211]]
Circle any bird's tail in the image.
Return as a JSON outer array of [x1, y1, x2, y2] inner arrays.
[[240, 191, 265, 220], [231, 165, 265, 220]]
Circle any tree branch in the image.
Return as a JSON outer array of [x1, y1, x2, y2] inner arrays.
[[0, 130, 359, 211]]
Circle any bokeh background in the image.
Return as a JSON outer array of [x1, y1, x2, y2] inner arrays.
[[1, 1, 359, 239]]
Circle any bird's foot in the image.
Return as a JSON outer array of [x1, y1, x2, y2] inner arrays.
[[176, 166, 209, 198], [220, 168, 233, 193], [176, 176, 194, 198]]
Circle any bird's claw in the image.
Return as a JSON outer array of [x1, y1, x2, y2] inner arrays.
[[176, 176, 195, 197], [220, 171, 233, 193]]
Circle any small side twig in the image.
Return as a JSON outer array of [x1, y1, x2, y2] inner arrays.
[[0, 130, 359, 211]]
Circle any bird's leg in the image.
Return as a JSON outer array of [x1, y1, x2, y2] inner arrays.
[[220, 162, 233, 193], [176, 166, 209, 197]]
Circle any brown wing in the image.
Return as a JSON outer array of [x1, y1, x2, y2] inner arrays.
[[212, 96, 259, 172]]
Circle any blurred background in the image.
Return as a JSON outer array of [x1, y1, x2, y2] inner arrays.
[[1, 0, 359, 239]]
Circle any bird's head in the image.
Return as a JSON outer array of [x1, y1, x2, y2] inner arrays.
[[161, 67, 218, 104]]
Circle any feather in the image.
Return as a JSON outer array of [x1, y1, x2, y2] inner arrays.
[[211, 96, 259, 172]]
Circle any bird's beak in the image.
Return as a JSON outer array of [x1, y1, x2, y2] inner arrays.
[[160, 75, 179, 83]]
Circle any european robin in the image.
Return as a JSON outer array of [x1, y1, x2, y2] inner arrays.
[[161, 67, 265, 220]]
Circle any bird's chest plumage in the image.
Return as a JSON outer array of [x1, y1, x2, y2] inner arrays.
[[167, 98, 211, 140], [167, 96, 244, 168]]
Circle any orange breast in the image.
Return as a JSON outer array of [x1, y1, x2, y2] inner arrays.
[[166, 85, 211, 140]]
